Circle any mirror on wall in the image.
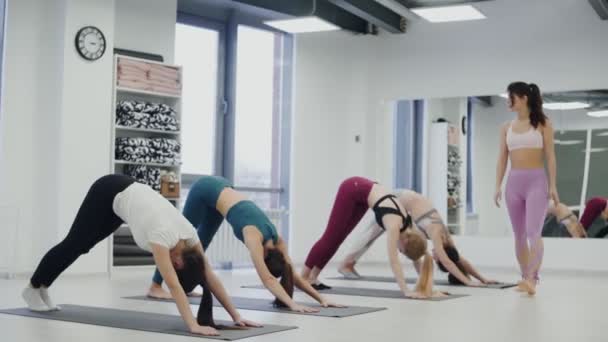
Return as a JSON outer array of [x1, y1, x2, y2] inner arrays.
[[399, 89, 608, 239]]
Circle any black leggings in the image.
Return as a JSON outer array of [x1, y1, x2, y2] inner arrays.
[[30, 174, 135, 287]]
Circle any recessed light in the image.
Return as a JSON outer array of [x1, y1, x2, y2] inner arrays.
[[264, 16, 340, 34], [543, 102, 590, 110], [587, 110, 608, 118], [412, 5, 486, 23], [554, 139, 584, 146]]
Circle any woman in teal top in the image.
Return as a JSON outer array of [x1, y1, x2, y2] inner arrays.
[[148, 176, 342, 312]]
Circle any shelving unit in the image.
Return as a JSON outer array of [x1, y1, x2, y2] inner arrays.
[[109, 54, 183, 268], [429, 122, 467, 235]]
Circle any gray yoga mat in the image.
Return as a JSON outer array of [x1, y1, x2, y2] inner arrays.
[[327, 276, 517, 289], [125, 295, 386, 317], [0, 304, 296, 340], [241, 285, 468, 301]]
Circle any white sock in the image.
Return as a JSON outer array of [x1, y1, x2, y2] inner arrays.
[[22, 284, 51, 312], [40, 287, 60, 311]]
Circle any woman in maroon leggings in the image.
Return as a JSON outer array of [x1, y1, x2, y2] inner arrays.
[[301, 177, 441, 299]]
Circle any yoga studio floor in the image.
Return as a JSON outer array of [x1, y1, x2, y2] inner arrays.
[[0, 265, 605, 342]]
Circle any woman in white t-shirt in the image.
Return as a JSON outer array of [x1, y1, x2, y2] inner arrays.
[[22, 174, 258, 336]]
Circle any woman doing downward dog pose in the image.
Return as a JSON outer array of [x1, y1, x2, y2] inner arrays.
[[579, 197, 608, 238], [495, 82, 559, 295], [23, 174, 258, 336], [545, 200, 586, 238], [302, 177, 442, 299], [148, 176, 341, 312], [339, 189, 496, 286]]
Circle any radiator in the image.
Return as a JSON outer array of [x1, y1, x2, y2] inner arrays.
[[204, 208, 286, 269]]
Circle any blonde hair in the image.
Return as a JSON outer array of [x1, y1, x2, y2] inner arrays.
[[402, 231, 434, 296]]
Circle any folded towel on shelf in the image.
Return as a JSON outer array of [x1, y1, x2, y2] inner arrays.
[[117, 79, 152, 91], [116, 100, 179, 131], [149, 65, 179, 80], [123, 165, 162, 191], [118, 58, 152, 72], [115, 137, 181, 165]]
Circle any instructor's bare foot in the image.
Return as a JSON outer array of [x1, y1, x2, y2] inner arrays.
[[519, 279, 536, 296], [515, 280, 526, 292], [147, 283, 172, 299]]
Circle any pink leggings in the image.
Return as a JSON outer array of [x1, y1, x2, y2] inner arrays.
[[505, 169, 548, 280], [305, 177, 375, 270]]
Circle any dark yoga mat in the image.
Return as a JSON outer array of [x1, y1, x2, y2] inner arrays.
[[327, 276, 517, 289], [0, 304, 296, 340], [241, 285, 468, 301], [125, 295, 386, 317]]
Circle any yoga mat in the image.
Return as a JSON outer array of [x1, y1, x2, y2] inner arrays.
[[327, 275, 517, 289], [0, 304, 296, 340], [125, 295, 386, 318], [241, 285, 468, 301]]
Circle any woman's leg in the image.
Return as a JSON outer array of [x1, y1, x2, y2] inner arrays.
[[524, 175, 549, 284], [505, 174, 529, 281], [303, 177, 372, 282], [339, 218, 384, 277], [27, 175, 129, 310]]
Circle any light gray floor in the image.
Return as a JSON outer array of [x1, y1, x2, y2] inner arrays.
[[1, 265, 606, 342]]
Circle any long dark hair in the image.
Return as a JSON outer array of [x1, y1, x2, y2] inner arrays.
[[175, 249, 245, 330], [264, 249, 294, 307], [436, 245, 470, 285], [507, 81, 547, 128], [174, 249, 217, 327]]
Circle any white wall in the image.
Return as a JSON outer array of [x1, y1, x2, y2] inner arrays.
[[114, 0, 177, 63], [0, 0, 177, 276], [289, 31, 372, 263], [0, 0, 67, 274], [289, 0, 608, 270]]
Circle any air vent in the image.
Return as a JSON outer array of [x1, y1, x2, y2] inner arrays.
[[589, 0, 608, 20]]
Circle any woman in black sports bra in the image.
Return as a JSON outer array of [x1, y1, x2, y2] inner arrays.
[[301, 177, 444, 299]]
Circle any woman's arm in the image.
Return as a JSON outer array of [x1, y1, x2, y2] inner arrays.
[[243, 232, 316, 312], [386, 226, 412, 296], [192, 244, 259, 326], [274, 240, 343, 308], [458, 256, 494, 283], [431, 236, 475, 286], [543, 120, 560, 204], [151, 244, 217, 335], [495, 122, 510, 207]]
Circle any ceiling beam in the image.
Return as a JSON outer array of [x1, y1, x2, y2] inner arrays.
[[232, 0, 371, 34], [327, 0, 406, 33], [394, 0, 492, 8]]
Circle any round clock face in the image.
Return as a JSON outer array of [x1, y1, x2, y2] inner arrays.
[[75, 26, 106, 61]]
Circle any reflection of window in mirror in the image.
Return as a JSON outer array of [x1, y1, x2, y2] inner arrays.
[[553, 130, 586, 206]]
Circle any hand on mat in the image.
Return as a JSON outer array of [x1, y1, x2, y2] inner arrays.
[[234, 317, 262, 328], [290, 304, 319, 313], [321, 300, 346, 308], [190, 324, 220, 336], [482, 279, 499, 285], [494, 189, 502, 208], [404, 291, 427, 299], [467, 282, 486, 287]]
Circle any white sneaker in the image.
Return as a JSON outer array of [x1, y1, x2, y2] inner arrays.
[[22, 285, 51, 312], [40, 287, 60, 311]]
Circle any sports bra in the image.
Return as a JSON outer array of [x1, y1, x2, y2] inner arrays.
[[372, 195, 411, 232], [506, 121, 543, 151]]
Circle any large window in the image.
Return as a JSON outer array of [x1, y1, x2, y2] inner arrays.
[[554, 130, 588, 206], [175, 23, 222, 176], [234, 25, 286, 209], [174, 16, 293, 236]]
